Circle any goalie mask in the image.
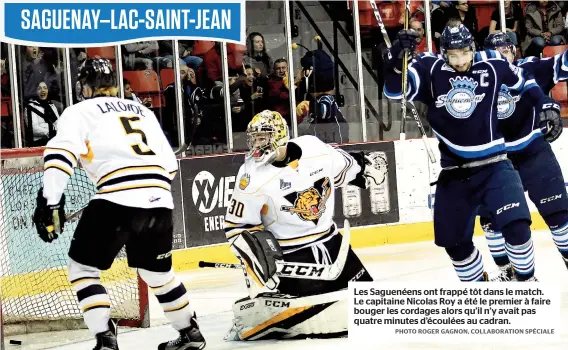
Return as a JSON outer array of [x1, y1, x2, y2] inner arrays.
[[77, 58, 117, 101], [246, 110, 290, 165]]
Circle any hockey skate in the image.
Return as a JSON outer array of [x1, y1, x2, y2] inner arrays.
[[490, 264, 517, 282], [93, 319, 118, 350], [523, 276, 539, 282], [158, 313, 206, 350]]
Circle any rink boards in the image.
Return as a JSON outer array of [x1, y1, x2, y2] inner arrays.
[[1, 133, 567, 294], [169, 133, 568, 272]]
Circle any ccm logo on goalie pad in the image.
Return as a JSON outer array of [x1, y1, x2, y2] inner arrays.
[[265, 300, 291, 308], [280, 264, 324, 277], [496, 202, 520, 215]]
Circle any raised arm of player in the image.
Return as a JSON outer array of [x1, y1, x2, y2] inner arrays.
[[493, 51, 563, 142], [382, 30, 434, 104], [517, 47, 568, 87], [491, 50, 547, 103], [42, 106, 88, 206]]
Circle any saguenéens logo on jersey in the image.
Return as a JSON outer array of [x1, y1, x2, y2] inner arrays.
[[280, 177, 331, 224], [496, 84, 520, 120], [435, 77, 485, 119]]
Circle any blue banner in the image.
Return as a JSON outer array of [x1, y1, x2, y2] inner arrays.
[[1, 0, 245, 47]]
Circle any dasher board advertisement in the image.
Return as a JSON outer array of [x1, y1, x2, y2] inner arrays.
[[178, 142, 399, 249]]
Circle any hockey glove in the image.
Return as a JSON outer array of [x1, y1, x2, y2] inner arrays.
[[32, 188, 66, 243], [537, 97, 563, 142], [384, 30, 419, 72], [349, 152, 388, 189]]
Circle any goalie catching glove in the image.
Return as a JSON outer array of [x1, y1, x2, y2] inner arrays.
[[230, 230, 284, 298], [348, 151, 387, 189], [32, 188, 66, 243]]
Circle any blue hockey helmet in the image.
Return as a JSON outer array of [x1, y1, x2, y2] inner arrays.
[[440, 24, 475, 71], [484, 32, 516, 60], [440, 24, 475, 54]]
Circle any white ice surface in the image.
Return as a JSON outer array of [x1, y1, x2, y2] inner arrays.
[[5, 229, 568, 350]]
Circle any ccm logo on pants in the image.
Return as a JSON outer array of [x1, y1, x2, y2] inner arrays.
[[496, 202, 520, 215], [540, 194, 562, 204]]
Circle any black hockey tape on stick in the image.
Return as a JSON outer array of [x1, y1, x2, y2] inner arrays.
[[198, 261, 242, 269]]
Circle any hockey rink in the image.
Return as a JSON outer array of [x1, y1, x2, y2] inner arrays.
[[5, 229, 568, 350]]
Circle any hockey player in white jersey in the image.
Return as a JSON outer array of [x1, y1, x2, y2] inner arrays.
[[223, 110, 379, 341], [32, 58, 205, 350]]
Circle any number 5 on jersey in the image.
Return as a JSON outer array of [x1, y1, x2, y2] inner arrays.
[[119, 116, 156, 156]]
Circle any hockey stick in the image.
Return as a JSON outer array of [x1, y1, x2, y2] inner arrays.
[[174, 143, 188, 156], [368, 0, 436, 164], [200, 220, 352, 281], [400, 0, 410, 140], [44, 206, 86, 233], [199, 261, 242, 269]]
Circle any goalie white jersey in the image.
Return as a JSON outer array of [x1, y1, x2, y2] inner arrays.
[[42, 96, 178, 209], [225, 135, 362, 254]]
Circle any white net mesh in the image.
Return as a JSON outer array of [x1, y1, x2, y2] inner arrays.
[[0, 151, 146, 334]]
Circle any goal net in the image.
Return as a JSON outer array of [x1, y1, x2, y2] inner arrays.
[[0, 148, 149, 336]]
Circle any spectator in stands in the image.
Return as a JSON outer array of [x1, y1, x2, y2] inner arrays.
[[122, 41, 157, 70], [244, 32, 273, 77], [1, 43, 8, 97], [266, 58, 300, 126], [446, 1, 479, 47], [296, 46, 348, 144], [178, 41, 203, 71], [523, 0, 566, 57], [431, 2, 450, 51], [410, 18, 436, 54], [163, 62, 202, 146], [229, 65, 266, 132], [123, 78, 152, 107], [489, 0, 522, 46], [24, 81, 61, 147], [19, 46, 60, 102], [201, 42, 244, 88]]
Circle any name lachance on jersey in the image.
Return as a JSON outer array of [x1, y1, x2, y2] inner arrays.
[[280, 177, 332, 225]]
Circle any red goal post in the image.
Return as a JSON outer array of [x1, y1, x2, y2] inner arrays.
[[0, 147, 149, 336]]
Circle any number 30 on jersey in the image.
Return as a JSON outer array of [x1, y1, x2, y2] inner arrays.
[[229, 199, 244, 218]]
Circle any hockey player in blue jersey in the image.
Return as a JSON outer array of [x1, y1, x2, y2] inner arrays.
[[479, 32, 567, 281], [383, 24, 563, 282]]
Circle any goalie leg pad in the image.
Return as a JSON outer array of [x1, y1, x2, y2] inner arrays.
[[68, 258, 111, 336], [231, 230, 284, 297], [138, 268, 194, 330], [227, 290, 348, 341]]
